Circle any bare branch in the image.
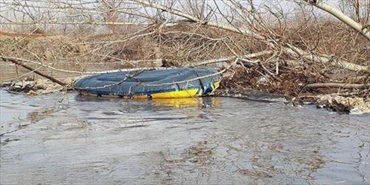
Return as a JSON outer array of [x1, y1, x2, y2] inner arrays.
[[284, 43, 370, 73], [305, 83, 370, 89], [304, 0, 370, 41]]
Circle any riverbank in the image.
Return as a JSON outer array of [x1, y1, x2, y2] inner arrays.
[[1, 70, 369, 115]]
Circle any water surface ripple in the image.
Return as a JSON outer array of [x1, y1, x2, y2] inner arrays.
[[0, 90, 369, 184]]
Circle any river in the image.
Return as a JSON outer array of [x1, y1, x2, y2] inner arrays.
[[0, 89, 369, 184]]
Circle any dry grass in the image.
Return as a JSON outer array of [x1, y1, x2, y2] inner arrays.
[[0, 19, 369, 99]]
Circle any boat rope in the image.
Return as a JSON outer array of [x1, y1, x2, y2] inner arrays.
[[73, 69, 146, 90], [73, 68, 225, 91]]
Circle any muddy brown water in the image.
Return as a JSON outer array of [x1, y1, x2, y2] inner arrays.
[[0, 89, 369, 185]]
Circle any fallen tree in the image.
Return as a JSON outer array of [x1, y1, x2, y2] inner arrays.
[[131, 0, 370, 73]]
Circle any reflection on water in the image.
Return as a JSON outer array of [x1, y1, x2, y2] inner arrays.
[[75, 95, 221, 109], [0, 89, 369, 185]]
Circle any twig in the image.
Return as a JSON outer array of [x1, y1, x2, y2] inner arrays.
[[3, 65, 44, 82], [187, 50, 273, 67], [305, 83, 369, 89], [258, 62, 282, 82], [258, 51, 282, 81], [304, 0, 370, 41], [132, 0, 264, 39], [283, 43, 370, 73], [3, 58, 67, 86], [0, 56, 85, 74]]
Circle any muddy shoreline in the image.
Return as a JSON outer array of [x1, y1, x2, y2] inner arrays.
[[1, 74, 369, 115]]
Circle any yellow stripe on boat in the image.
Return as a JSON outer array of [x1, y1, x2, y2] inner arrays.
[[80, 81, 220, 99], [81, 88, 199, 99], [148, 88, 199, 98], [213, 81, 220, 91]]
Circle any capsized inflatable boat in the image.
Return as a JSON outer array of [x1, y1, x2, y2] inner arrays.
[[73, 68, 221, 98]]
